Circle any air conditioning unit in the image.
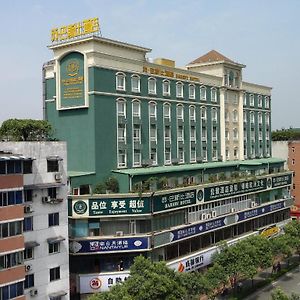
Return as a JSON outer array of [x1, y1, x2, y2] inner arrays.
[[211, 210, 217, 218], [116, 231, 124, 236], [24, 205, 33, 214], [25, 264, 32, 272], [230, 208, 236, 213], [54, 172, 62, 182], [171, 158, 179, 165], [206, 213, 212, 219], [30, 289, 38, 296], [251, 201, 257, 208], [42, 196, 52, 203]]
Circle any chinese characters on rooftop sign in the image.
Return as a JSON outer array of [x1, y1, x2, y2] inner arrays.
[[51, 17, 100, 43]]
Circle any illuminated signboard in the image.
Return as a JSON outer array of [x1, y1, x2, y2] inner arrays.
[[51, 17, 100, 42]]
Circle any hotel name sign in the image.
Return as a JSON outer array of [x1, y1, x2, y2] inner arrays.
[[143, 66, 200, 82], [51, 17, 100, 43]]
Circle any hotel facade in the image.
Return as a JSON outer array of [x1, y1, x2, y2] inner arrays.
[[43, 33, 292, 299]]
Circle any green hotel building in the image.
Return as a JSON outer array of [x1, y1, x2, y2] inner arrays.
[[44, 35, 292, 298]]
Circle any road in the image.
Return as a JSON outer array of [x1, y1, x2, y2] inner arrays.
[[246, 266, 300, 300]]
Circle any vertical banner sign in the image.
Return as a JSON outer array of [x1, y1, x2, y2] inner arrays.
[[60, 52, 85, 108]]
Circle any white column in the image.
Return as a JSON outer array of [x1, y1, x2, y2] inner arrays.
[[238, 91, 245, 160], [220, 88, 226, 161]]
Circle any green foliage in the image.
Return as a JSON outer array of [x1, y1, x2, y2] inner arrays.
[[0, 119, 53, 141], [272, 128, 300, 141], [271, 288, 300, 300], [93, 177, 119, 194], [93, 182, 106, 194]]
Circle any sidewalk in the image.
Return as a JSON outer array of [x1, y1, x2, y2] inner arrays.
[[215, 255, 300, 300]]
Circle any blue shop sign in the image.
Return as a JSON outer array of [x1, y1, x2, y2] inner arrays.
[[237, 201, 285, 221], [69, 237, 149, 254], [170, 217, 227, 242]]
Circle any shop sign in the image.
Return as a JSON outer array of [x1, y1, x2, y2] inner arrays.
[[79, 272, 129, 293], [272, 174, 292, 188], [203, 178, 267, 201], [237, 201, 285, 221], [51, 17, 100, 42], [260, 225, 280, 239], [170, 217, 227, 242], [69, 237, 149, 254], [153, 190, 197, 212]]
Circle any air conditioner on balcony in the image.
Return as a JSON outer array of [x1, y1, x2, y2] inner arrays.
[[201, 213, 207, 220], [24, 205, 33, 213], [30, 289, 38, 296], [251, 201, 257, 208], [42, 196, 52, 203], [230, 208, 236, 213], [116, 231, 124, 236], [54, 172, 62, 182], [25, 264, 32, 272], [206, 213, 212, 219]]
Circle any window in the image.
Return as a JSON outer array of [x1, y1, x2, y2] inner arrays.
[[243, 94, 247, 106], [212, 128, 217, 141], [292, 159, 295, 165], [149, 102, 157, 118], [225, 129, 229, 141], [164, 126, 171, 141], [0, 161, 5, 174], [165, 148, 171, 164], [201, 107, 207, 120], [7, 161, 21, 174], [116, 72, 126, 91], [0, 282, 23, 299], [250, 94, 254, 106], [148, 78, 156, 94], [178, 148, 184, 163], [243, 111, 247, 123], [23, 160, 33, 174], [24, 248, 34, 260], [0, 191, 23, 207], [49, 242, 60, 254], [265, 96, 270, 109], [212, 149, 218, 160], [211, 88, 217, 102], [202, 147, 207, 161], [150, 148, 157, 165], [258, 113, 262, 124], [117, 99, 126, 117], [164, 103, 171, 119], [265, 113, 270, 125], [0, 251, 23, 270], [292, 147, 295, 153], [24, 190, 33, 202], [163, 80, 170, 96], [233, 128, 238, 140], [200, 86, 206, 100], [50, 266, 60, 281], [118, 125, 126, 142], [48, 187, 57, 199], [233, 94, 238, 105], [48, 213, 59, 227], [131, 75, 140, 93], [250, 112, 255, 124], [133, 150, 141, 167], [189, 106, 196, 121], [190, 127, 196, 141], [233, 110, 238, 122], [259, 131, 263, 140], [190, 147, 196, 162], [150, 125, 157, 142], [176, 82, 183, 98], [226, 148, 229, 160], [225, 110, 229, 122], [212, 108, 217, 122], [234, 148, 238, 159], [47, 160, 59, 172], [25, 274, 34, 289], [118, 150, 126, 168], [258, 95, 262, 107], [133, 125, 141, 142], [132, 100, 141, 118], [23, 217, 33, 232], [189, 84, 195, 99], [177, 126, 184, 142], [177, 105, 184, 120], [202, 128, 207, 141]]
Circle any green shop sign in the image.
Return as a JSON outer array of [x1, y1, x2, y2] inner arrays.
[[153, 190, 197, 212], [72, 198, 151, 217], [271, 174, 292, 188], [59, 52, 85, 108]]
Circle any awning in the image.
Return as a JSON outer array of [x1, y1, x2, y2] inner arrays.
[[47, 236, 66, 244], [25, 241, 40, 248], [24, 182, 64, 189], [48, 291, 67, 299]]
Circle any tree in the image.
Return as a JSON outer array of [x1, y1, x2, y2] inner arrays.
[[284, 220, 300, 259], [0, 119, 53, 141], [271, 288, 300, 300]]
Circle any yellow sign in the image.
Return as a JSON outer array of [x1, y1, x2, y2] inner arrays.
[[260, 226, 280, 239], [143, 66, 199, 82], [51, 17, 100, 42]]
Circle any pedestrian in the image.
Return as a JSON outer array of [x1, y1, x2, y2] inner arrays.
[[237, 281, 243, 292], [277, 261, 281, 272]]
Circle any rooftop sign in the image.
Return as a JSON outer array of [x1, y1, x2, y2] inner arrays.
[[51, 17, 100, 43]]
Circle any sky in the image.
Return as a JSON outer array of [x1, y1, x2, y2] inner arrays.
[[0, 0, 299, 129]]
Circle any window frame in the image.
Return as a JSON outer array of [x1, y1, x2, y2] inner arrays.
[[48, 212, 59, 227], [163, 103, 171, 119], [117, 98, 126, 117], [148, 77, 157, 95], [116, 72, 126, 91], [211, 88, 217, 102], [163, 80, 170, 96], [50, 266, 60, 282], [132, 100, 141, 118], [189, 84, 195, 100], [200, 86, 206, 101], [176, 82, 184, 98], [149, 102, 157, 119], [118, 149, 127, 168], [131, 75, 140, 93]]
